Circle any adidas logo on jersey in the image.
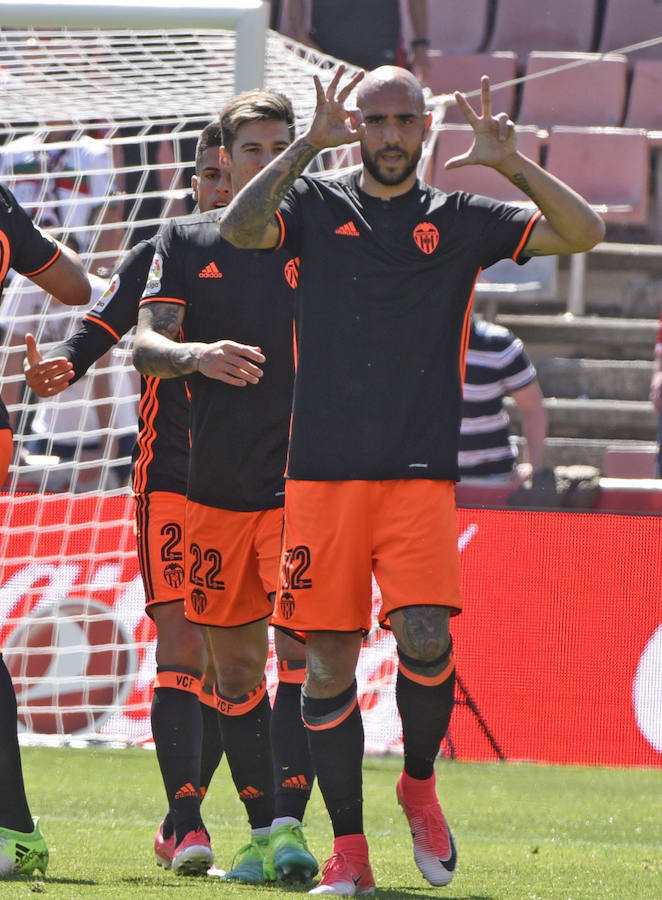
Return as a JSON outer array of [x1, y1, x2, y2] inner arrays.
[[334, 221, 360, 236], [199, 261, 223, 278]]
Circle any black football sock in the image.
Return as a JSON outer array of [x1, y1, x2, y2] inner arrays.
[[199, 685, 224, 800], [151, 667, 204, 845], [0, 656, 33, 832], [271, 672, 314, 822], [218, 678, 274, 829], [396, 641, 456, 780], [302, 680, 364, 837]]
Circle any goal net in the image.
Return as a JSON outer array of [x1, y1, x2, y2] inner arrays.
[[0, 19, 442, 752]]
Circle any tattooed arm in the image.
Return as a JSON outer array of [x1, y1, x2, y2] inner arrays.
[[133, 301, 265, 387], [446, 76, 605, 255], [220, 66, 366, 249]]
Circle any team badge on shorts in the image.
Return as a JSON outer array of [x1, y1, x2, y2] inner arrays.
[[190, 587, 207, 615], [279, 591, 295, 620]]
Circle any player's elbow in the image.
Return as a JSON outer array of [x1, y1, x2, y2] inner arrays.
[[577, 213, 606, 252], [132, 341, 152, 375], [56, 271, 92, 306]]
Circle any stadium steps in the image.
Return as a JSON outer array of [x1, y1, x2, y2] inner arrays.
[[491, 313, 660, 472]]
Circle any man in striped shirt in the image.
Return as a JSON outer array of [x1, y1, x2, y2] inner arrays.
[[459, 317, 548, 486]]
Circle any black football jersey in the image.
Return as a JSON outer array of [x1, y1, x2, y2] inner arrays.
[[141, 209, 297, 511]]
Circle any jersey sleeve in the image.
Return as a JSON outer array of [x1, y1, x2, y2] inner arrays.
[[0, 184, 59, 280], [275, 179, 307, 254], [139, 221, 187, 310], [44, 240, 157, 383], [461, 194, 541, 270], [86, 239, 156, 339]]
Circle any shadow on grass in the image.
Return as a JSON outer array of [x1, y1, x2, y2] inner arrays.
[[378, 892, 494, 900]]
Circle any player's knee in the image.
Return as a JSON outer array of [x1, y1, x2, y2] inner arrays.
[[214, 647, 268, 697], [391, 605, 450, 663], [155, 622, 207, 670]]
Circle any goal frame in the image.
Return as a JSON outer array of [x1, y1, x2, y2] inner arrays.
[[0, 0, 269, 91]]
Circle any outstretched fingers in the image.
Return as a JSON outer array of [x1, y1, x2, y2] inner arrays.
[[480, 74, 492, 118]]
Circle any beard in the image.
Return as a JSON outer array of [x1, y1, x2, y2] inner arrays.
[[360, 142, 422, 186]]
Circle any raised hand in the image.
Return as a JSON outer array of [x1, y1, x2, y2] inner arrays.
[[307, 65, 366, 150], [23, 333, 75, 397], [445, 75, 518, 171]]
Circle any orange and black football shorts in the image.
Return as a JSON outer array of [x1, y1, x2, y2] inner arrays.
[[184, 500, 282, 628], [273, 479, 463, 636], [134, 491, 187, 616]]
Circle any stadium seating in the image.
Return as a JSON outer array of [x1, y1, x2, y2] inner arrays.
[[485, 0, 599, 67], [544, 126, 650, 225], [400, 0, 492, 54], [623, 60, 662, 131], [517, 51, 628, 132], [427, 52, 517, 123], [602, 444, 658, 478], [427, 124, 542, 203], [597, 0, 662, 59]]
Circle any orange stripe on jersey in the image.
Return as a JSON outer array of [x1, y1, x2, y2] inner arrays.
[[277, 659, 306, 684], [138, 296, 186, 307], [85, 314, 121, 343], [134, 492, 154, 599], [133, 375, 160, 493], [154, 669, 202, 695], [303, 695, 358, 731], [398, 651, 455, 687], [0, 230, 11, 285], [458, 274, 477, 387], [274, 209, 286, 250], [21, 244, 60, 277], [512, 209, 542, 261], [216, 677, 267, 717]]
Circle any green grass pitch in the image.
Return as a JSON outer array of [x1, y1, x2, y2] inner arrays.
[[2, 747, 660, 898]]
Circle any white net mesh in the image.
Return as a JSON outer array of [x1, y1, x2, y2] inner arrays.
[[0, 25, 439, 748]]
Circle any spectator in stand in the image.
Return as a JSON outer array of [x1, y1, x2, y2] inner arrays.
[[459, 316, 549, 489], [648, 309, 662, 477], [0, 183, 89, 879], [284, 0, 430, 80]]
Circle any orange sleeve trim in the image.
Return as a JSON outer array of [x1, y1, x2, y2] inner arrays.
[[398, 652, 455, 687], [138, 296, 186, 307], [216, 677, 267, 716], [274, 209, 286, 251], [0, 230, 11, 285], [303, 695, 358, 731], [277, 659, 306, 684], [153, 669, 202, 696], [512, 209, 542, 261], [458, 275, 477, 387], [84, 314, 121, 343], [21, 244, 60, 277]]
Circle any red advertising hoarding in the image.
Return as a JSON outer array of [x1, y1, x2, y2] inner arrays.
[[1, 495, 660, 767]]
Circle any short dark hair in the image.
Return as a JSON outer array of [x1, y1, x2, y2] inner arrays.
[[219, 89, 295, 154], [195, 121, 223, 175]]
